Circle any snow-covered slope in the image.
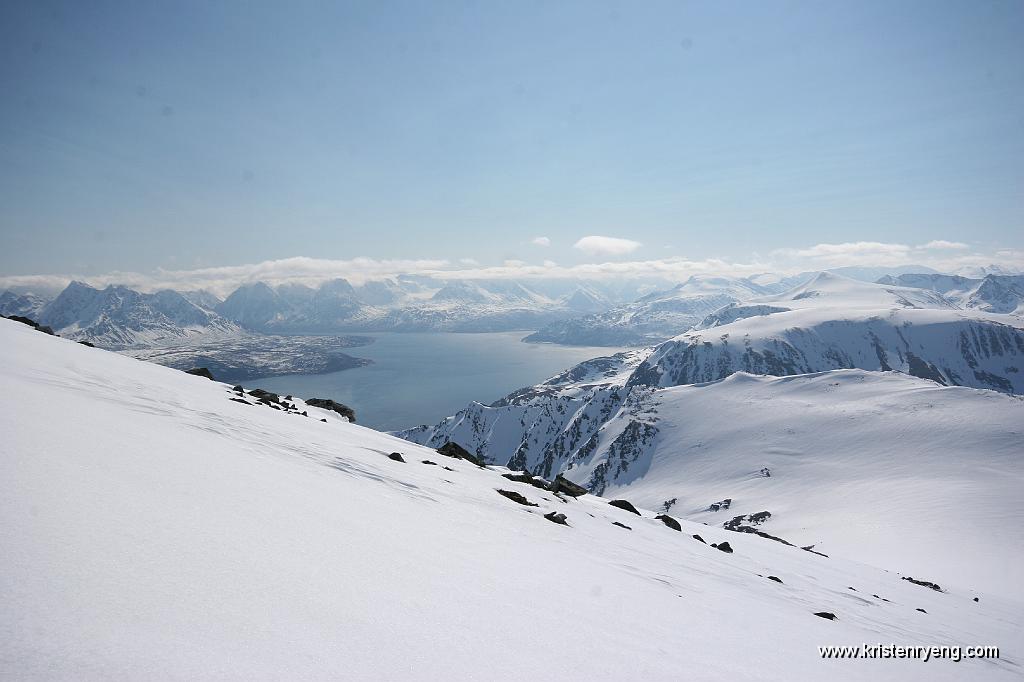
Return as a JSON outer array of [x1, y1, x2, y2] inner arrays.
[[39, 281, 242, 348], [632, 273, 1024, 393], [878, 273, 1024, 316], [3, 318, 1022, 680], [565, 370, 1024, 596]]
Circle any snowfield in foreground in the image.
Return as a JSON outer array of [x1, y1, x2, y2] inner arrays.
[[1, 318, 1022, 680]]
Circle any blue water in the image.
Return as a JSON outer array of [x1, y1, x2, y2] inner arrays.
[[243, 332, 623, 431]]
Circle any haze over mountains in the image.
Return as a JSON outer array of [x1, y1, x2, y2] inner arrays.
[[3, 267, 1021, 350]]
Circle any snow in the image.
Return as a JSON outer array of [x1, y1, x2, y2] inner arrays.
[[3, 317, 1022, 680], [570, 369, 1024, 598]]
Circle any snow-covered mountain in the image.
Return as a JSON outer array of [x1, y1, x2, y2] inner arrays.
[[0, 290, 49, 318], [37, 281, 242, 348], [632, 273, 1022, 393], [3, 317, 1021, 680], [400, 273, 1024, 504], [214, 277, 629, 334], [525, 275, 790, 346], [878, 273, 1024, 316]]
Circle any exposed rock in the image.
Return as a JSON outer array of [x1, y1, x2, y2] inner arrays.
[[496, 489, 538, 507], [655, 514, 681, 531], [78, 340, 95, 347], [902, 576, 943, 591], [544, 511, 568, 525], [436, 441, 483, 466], [802, 545, 829, 558], [973, 597, 979, 603], [767, 576, 783, 584], [814, 612, 837, 621], [608, 499, 641, 516], [320, 418, 328, 422], [306, 397, 356, 422], [612, 521, 632, 530], [249, 388, 280, 404], [916, 608, 927, 613], [712, 541, 733, 553], [229, 397, 251, 405], [185, 367, 215, 380], [551, 475, 588, 497], [692, 534, 706, 544], [421, 460, 437, 466], [232, 385, 244, 392], [6, 315, 56, 335], [502, 471, 550, 490], [707, 498, 732, 512], [387, 452, 406, 462]]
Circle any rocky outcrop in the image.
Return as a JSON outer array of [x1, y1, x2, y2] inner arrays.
[[306, 398, 356, 422]]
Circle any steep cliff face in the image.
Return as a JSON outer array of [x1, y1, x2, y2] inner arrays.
[[396, 350, 647, 477]]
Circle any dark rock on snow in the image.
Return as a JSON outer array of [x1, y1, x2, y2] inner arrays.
[[421, 460, 437, 466], [78, 340, 95, 347], [692, 534, 706, 544], [229, 397, 251, 405], [496, 489, 538, 507], [608, 499, 641, 516], [387, 452, 406, 462], [612, 521, 632, 530], [436, 441, 483, 466], [712, 541, 733, 553], [306, 397, 356, 422], [902, 576, 943, 591], [814, 612, 837, 621], [544, 511, 569, 525], [551, 475, 588, 497], [655, 514, 681, 531], [916, 608, 927, 613], [6, 315, 56, 335], [185, 367, 215, 380], [767, 576, 783, 583]]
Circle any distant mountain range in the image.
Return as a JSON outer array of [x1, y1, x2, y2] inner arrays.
[[3, 269, 1021, 351]]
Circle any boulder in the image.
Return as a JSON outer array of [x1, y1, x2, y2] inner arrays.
[[692, 534, 707, 544], [813, 612, 837, 621], [655, 514, 681, 531], [185, 367, 215, 380], [436, 441, 482, 466], [387, 452, 406, 462], [901, 576, 943, 591], [249, 388, 280, 404], [916, 608, 927, 613], [496, 489, 538, 507], [712, 541, 733, 553], [78, 340, 95, 347], [608, 499, 641, 516], [543, 511, 568, 525], [306, 397, 355, 422], [551, 475, 588, 497], [421, 460, 438, 466], [501, 471, 550, 490], [612, 521, 632, 530], [767, 576, 783, 584]]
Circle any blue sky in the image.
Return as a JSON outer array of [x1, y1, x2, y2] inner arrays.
[[1, 0, 1022, 284]]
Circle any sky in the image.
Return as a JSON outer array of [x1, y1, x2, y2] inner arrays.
[[0, 0, 1022, 289]]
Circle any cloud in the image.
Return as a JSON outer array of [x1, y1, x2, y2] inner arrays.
[[3, 242, 1021, 297], [920, 240, 969, 250], [530, 237, 551, 247], [573, 235, 642, 257]]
